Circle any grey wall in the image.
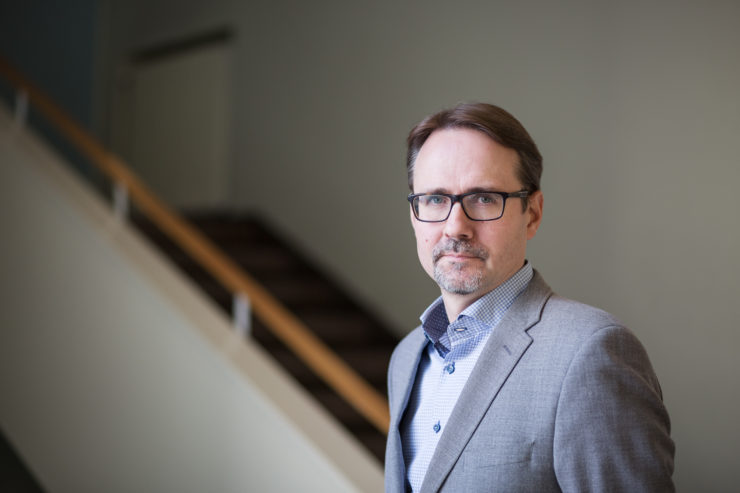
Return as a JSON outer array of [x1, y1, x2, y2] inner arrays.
[[6, 0, 739, 490], [0, 0, 98, 175], [0, 0, 96, 126]]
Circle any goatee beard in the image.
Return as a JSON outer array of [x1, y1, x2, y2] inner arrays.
[[432, 239, 488, 295]]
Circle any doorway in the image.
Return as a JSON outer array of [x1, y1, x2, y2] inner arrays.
[[110, 29, 234, 210]]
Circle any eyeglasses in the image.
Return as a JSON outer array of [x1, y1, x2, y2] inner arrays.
[[407, 190, 530, 222]]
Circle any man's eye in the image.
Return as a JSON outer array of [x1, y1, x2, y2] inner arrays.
[[422, 195, 447, 206], [473, 193, 497, 204]]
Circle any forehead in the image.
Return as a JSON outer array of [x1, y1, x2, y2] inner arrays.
[[413, 128, 521, 192]]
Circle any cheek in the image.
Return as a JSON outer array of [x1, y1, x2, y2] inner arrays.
[[413, 223, 436, 247], [416, 234, 434, 258], [414, 227, 438, 271], [479, 224, 522, 257]]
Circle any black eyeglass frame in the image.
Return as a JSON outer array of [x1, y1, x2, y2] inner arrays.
[[407, 190, 530, 222]]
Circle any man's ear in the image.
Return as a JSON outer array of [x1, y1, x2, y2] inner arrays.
[[526, 190, 543, 240]]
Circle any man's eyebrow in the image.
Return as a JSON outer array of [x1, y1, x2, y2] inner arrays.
[[423, 188, 451, 195], [420, 187, 502, 195], [465, 187, 500, 194]]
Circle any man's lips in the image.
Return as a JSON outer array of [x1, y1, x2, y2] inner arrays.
[[434, 252, 486, 264], [432, 239, 488, 263], [439, 253, 481, 260]]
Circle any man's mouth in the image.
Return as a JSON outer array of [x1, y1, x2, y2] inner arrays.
[[432, 239, 488, 264], [439, 253, 479, 261]]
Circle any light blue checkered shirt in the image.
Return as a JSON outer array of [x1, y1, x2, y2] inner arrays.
[[401, 262, 534, 492]]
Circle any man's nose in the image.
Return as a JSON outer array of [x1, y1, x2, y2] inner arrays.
[[443, 202, 474, 238]]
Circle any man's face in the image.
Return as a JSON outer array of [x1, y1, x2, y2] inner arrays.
[[411, 128, 543, 302]]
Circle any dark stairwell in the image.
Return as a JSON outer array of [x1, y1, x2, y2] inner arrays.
[[133, 211, 399, 462]]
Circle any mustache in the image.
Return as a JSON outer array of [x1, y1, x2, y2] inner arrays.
[[432, 239, 488, 263]]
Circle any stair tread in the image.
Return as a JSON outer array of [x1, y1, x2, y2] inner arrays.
[[132, 211, 398, 463]]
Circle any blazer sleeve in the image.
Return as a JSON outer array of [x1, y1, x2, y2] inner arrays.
[[553, 325, 675, 492]]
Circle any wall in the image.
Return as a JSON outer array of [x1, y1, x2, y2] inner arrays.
[[0, 105, 383, 492], [0, 1, 95, 126], [0, 0, 98, 175], [239, 5, 740, 490]]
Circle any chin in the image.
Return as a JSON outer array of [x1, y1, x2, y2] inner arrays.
[[435, 271, 484, 296]]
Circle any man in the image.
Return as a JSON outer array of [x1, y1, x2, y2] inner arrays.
[[385, 103, 674, 492]]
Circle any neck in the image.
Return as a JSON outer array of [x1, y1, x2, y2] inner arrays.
[[439, 261, 528, 322]]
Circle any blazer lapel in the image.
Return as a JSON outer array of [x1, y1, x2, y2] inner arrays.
[[386, 328, 427, 493], [420, 272, 553, 491], [389, 328, 428, 426]]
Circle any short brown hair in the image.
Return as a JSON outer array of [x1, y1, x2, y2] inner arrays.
[[406, 103, 542, 196]]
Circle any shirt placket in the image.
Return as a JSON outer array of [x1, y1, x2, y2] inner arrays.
[[428, 319, 473, 439]]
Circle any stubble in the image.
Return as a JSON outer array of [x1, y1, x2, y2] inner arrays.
[[432, 239, 488, 295]]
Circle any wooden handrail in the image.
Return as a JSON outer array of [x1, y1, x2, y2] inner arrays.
[[0, 54, 390, 434]]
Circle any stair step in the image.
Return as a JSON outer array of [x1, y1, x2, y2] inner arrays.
[[339, 347, 393, 388], [298, 310, 385, 345], [259, 276, 345, 308], [131, 211, 399, 463], [227, 247, 305, 275]]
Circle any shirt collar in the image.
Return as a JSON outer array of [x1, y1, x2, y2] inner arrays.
[[419, 261, 534, 357]]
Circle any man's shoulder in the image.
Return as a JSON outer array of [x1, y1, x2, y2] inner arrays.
[[527, 291, 648, 359], [543, 293, 622, 327], [388, 324, 428, 377], [524, 271, 628, 339], [391, 325, 425, 358], [519, 270, 621, 325]]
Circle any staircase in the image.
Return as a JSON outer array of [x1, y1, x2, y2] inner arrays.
[[133, 211, 398, 462]]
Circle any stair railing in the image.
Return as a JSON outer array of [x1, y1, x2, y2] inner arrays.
[[0, 54, 390, 435]]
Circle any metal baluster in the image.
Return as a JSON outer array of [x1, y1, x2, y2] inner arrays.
[[232, 292, 251, 337], [14, 89, 28, 129], [113, 181, 129, 221]]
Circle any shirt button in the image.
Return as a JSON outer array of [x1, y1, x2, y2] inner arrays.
[[455, 327, 466, 332], [445, 362, 455, 374], [433, 421, 441, 433]]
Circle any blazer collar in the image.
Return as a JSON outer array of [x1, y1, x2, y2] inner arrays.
[[420, 270, 553, 492]]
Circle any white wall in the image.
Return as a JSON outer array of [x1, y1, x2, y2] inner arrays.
[[98, 1, 740, 490], [0, 105, 383, 492]]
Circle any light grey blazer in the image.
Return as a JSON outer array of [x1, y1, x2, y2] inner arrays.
[[385, 271, 674, 492]]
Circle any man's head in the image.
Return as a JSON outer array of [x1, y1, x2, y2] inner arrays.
[[407, 103, 542, 202], [407, 103, 544, 314]]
